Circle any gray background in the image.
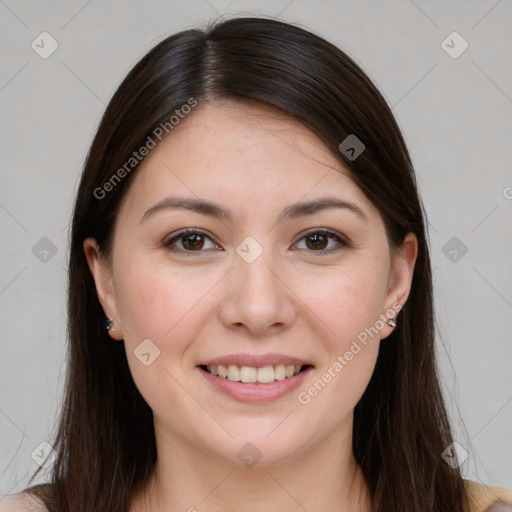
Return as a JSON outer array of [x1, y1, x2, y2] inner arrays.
[[1, 0, 511, 497]]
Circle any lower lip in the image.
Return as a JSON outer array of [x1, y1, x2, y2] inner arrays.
[[197, 366, 313, 403]]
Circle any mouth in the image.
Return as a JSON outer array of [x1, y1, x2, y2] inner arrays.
[[196, 361, 314, 403], [199, 363, 313, 384]]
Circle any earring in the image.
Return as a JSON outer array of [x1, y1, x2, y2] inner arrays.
[[386, 319, 396, 328], [105, 318, 115, 332]]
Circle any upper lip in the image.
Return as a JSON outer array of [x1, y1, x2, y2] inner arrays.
[[198, 353, 313, 368]]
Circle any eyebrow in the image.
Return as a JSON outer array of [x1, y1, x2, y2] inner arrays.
[[141, 195, 368, 223]]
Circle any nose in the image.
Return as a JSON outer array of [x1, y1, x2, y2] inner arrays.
[[217, 246, 297, 337]]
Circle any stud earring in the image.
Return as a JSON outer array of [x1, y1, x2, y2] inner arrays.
[[386, 319, 396, 328], [105, 318, 115, 332]]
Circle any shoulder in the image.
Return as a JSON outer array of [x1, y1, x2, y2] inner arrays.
[[465, 479, 512, 512], [0, 492, 48, 512]]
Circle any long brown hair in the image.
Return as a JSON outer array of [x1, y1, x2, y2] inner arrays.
[[22, 16, 468, 511]]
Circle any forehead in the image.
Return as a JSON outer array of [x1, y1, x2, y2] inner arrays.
[[117, 99, 376, 221]]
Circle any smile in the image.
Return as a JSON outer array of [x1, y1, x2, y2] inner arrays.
[[201, 364, 310, 384], [197, 361, 314, 403]]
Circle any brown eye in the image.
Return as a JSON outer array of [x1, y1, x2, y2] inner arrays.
[[305, 233, 329, 250], [181, 232, 205, 250], [163, 229, 219, 253], [295, 230, 350, 254]]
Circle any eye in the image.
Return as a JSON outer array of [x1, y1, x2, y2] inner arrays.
[[163, 228, 350, 256], [163, 229, 220, 254], [293, 229, 350, 254]]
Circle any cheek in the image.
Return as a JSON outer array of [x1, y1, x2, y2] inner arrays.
[[296, 259, 388, 389], [113, 256, 228, 364], [112, 260, 221, 414], [293, 271, 385, 424], [303, 262, 389, 348]]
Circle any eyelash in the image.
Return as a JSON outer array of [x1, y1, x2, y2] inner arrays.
[[162, 228, 350, 256]]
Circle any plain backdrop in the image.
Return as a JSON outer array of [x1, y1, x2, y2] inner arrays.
[[1, 0, 511, 497]]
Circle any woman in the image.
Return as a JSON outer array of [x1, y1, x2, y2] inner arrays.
[[2, 16, 511, 512]]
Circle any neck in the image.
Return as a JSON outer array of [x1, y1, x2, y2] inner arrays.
[[131, 418, 372, 512]]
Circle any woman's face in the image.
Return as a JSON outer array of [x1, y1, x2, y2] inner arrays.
[[85, 99, 417, 467]]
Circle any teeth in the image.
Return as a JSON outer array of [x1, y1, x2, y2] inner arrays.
[[227, 365, 240, 381], [274, 364, 286, 380], [257, 366, 275, 384], [285, 364, 296, 377], [205, 364, 304, 383], [240, 366, 257, 383]]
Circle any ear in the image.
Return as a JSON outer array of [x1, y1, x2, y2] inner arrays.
[[380, 232, 418, 340], [83, 238, 123, 340]]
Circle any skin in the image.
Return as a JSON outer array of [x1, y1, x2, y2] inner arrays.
[[485, 503, 512, 511], [84, 99, 418, 512]]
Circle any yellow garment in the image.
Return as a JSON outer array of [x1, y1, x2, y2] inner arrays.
[[465, 479, 512, 511]]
